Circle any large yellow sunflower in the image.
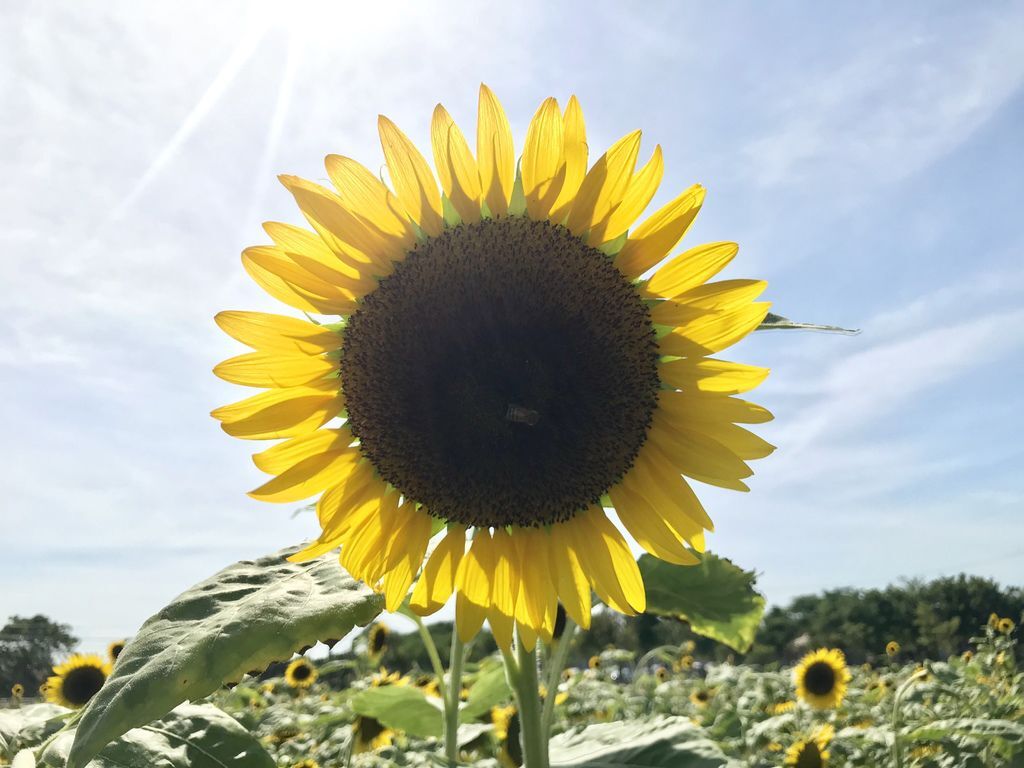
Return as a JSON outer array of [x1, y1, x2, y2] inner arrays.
[[43, 654, 112, 709], [213, 85, 774, 650], [794, 648, 851, 710]]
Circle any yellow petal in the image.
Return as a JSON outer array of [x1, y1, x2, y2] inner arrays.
[[569, 509, 645, 614], [251, 427, 353, 475], [609, 483, 700, 566], [589, 144, 663, 246], [549, 523, 592, 630], [658, 390, 774, 425], [516, 528, 557, 639], [242, 247, 357, 316], [476, 84, 515, 217], [549, 95, 588, 223], [615, 185, 705, 279], [323, 154, 417, 245], [650, 281, 768, 326], [263, 221, 376, 294], [566, 130, 642, 236], [658, 357, 770, 395], [214, 350, 336, 388], [279, 175, 399, 274], [211, 377, 337, 421], [316, 462, 384, 537], [643, 241, 737, 299], [659, 302, 770, 357], [699, 422, 775, 460], [618, 467, 708, 552], [521, 97, 565, 221], [488, 529, 517, 652], [378, 115, 444, 237], [339, 492, 395, 581], [383, 509, 432, 611], [247, 448, 362, 503], [455, 531, 494, 642], [410, 524, 467, 615], [215, 311, 340, 355], [648, 416, 753, 484], [630, 447, 715, 530], [430, 105, 481, 224]]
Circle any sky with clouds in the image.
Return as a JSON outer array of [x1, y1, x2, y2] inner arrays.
[[2, 1, 1023, 650]]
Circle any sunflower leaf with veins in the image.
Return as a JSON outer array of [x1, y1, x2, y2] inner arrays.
[[65, 546, 383, 768]]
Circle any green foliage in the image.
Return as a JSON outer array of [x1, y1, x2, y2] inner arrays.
[[747, 574, 1024, 664], [458, 661, 511, 723], [65, 546, 384, 768], [350, 686, 443, 738], [639, 552, 766, 653], [0, 616, 77, 693], [549, 717, 740, 767]]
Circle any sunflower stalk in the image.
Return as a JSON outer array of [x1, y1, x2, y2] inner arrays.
[[541, 618, 576, 741], [444, 631, 466, 767], [509, 634, 549, 768]]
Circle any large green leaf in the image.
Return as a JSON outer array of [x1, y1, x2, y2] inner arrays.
[[639, 552, 765, 653], [66, 546, 383, 768], [549, 716, 739, 767], [0, 704, 69, 754], [458, 661, 511, 723], [349, 685, 443, 739], [44, 703, 274, 767]]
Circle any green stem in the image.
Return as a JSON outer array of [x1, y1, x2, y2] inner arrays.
[[540, 619, 576, 741], [512, 635, 549, 768], [445, 631, 466, 767], [411, 615, 448, 703]]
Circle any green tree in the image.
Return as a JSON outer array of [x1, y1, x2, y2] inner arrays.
[[0, 614, 78, 694]]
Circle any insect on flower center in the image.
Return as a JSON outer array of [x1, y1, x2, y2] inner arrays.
[[341, 217, 659, 528]]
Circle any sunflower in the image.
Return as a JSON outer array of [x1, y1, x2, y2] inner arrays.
[[769, 700, 796, 715], [352, 715, 394, 753], [689, 688, 712, 707], [588, 655, 602, 670], [11, 683, 24, 699], [492, 704, 523, 768], [107, 639, 126, 663], [794, 648, 850, 710], [370, 668, 408, 688], [213, 85, 774, 650], [291, 761, 319, 768], [997, 617, 1015, 634], [988, 613, 1000, 629], [654, 666, 669, 683], [367, 622, 390, 658], [43, 654, 112, 709], [284, 658, 317, 689], [885, 640, 900, 657], [784, 724, 833, 768]]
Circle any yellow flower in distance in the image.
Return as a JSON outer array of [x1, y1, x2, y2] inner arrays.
[[367, 622, 390, 658], [794, 648, 851, 710], [11, 683, 24, 698], [107, 639, 126, 664], [997, 617, 1015, 634], [784, 724, 833, 767], [284, 658, 317, 689], [689, 688, 713, 707], [885, 640, 900, 657], [213, 85, 774, 650], [352, 716, 394, 753], [43, 654, 112, 709]]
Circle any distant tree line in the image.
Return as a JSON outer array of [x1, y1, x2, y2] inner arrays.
[[366, 574, 1024, 672], [0, 615, 78, 694]]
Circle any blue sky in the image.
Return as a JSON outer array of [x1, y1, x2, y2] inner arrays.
[[2, 1, 1022, 652]]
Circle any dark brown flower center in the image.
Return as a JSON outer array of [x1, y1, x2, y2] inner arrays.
[[341, 217, 659, 528], [62, 665, 106, 706], [803, 661, 836, 696]]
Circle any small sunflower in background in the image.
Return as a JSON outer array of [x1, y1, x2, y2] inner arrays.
[[689, 688, 713, 707], [43, 654, 112, 709], [107, 639, 126, 664], [784, 724, 833, 768], [213, 85, 774, 650], [352, 715, 394, 754], [654, 666, 669, 683], [284, 658, 317, 689], [366, 622, 390, 659], [962, 650, 974, 663], [988, 613, 1000, 629], [997, 617, 1015, 634], [11, 682, 24, 700], [675, 654, 695, 671], [769, 700, 796, 715], [290, 760, 319, 768], [588, 655, 602, 671], [491, 704, 522, 768], [794, 648, 851, 710], [885, 640, 900, 657], [370, 668, 408, 688]]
